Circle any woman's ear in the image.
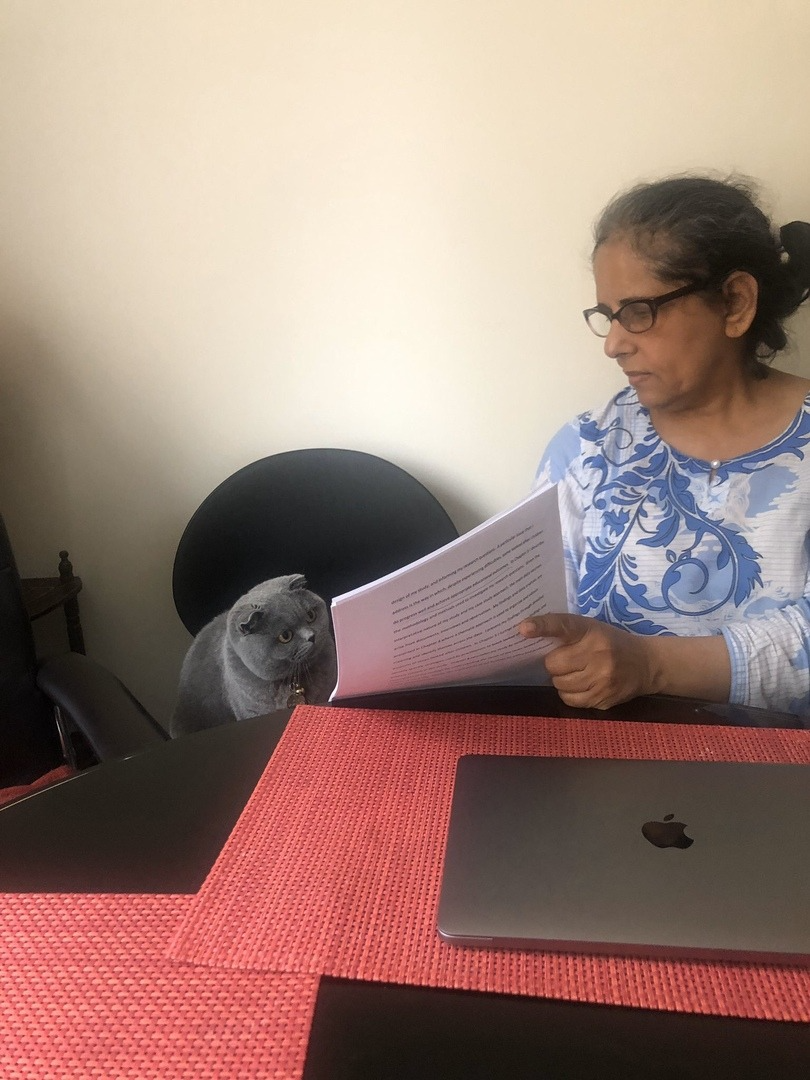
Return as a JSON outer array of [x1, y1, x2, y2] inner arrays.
[[721, 270, 758, 339]]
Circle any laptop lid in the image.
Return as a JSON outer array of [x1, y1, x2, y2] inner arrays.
[[437, 755, 810, 964]]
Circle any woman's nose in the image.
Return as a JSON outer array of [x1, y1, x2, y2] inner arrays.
[[603, 319, 634, 360]]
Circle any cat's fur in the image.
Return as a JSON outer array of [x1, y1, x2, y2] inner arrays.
[[170, 574, 337, 737]]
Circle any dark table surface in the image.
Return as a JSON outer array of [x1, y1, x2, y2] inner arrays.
[[1, 688, 807, 1078], [0, 708, 289, 893]]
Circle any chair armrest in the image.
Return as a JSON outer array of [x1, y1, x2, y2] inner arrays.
[[37, 653, 169, 761]]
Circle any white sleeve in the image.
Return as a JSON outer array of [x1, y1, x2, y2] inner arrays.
[[721, 596, 810, 717]]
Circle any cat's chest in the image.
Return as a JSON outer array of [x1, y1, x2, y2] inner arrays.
[[228, 667, 309, 711]]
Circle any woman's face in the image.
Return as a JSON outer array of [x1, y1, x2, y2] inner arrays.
[[592, 238, 741, 415]]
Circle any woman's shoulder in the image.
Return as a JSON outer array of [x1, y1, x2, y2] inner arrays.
[[580, 386, 650, 434], [535, 388, 649, 486]]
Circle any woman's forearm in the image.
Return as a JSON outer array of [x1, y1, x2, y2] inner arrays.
[[642, 633, 731, 703]]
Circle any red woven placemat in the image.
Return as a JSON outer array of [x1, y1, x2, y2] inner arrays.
[[167, 706, 810, 1022], [0, 893, 318, 1079]]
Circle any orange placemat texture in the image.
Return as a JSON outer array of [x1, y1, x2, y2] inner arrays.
[[167, 706, 810, 1022], [0, 893, 318, 1079]]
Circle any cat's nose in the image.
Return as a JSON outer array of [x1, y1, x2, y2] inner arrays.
[[302, 629, 315, 642]]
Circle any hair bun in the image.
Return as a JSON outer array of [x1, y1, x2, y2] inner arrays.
[[780, 220, 810, 258], [780, 221, 810, 304]]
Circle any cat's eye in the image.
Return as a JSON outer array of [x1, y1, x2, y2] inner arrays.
[[277, 629, 293, 644], [305, 608, 316, 623]]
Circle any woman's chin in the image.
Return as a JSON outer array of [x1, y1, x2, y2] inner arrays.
[[626, 376, 659, 407]]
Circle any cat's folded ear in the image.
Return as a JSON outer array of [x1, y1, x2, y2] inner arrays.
[[238, 609, 264, 635], [288, 574, 308, 591]]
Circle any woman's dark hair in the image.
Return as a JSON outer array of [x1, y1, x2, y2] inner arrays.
[[593, 175, 810, 374]]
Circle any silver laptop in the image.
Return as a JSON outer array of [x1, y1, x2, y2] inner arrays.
[[437, 755, 810, 964]]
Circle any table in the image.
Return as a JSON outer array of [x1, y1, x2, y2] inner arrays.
[[0, 709, 287, 893], [1, 692, 807, 1078], [0, 687, 801, 894]]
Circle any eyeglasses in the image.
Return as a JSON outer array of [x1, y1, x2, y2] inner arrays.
[[582, 281, 708, 337]]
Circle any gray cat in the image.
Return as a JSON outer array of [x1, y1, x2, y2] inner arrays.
[[170, 574, 337, 737]]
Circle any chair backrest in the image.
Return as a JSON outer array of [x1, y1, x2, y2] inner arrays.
[[0, 514, 61, 782], [172, 449, 460, 636]]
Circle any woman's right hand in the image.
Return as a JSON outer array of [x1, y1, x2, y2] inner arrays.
[[518, 612, 731, 709], [518, 613, 659, 709]]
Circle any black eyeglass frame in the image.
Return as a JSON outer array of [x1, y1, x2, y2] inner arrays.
[[582, 281, 710, 337]]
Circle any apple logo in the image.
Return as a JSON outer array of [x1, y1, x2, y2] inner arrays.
[[641, 813, 694, 849]]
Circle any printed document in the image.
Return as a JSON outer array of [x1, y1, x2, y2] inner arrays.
[[329, 485, 566, 699]]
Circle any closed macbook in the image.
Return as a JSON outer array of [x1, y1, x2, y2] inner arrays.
[[437, 755, 810, 964]]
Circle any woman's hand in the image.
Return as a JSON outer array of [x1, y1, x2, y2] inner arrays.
[[517, 613, 732, 709], [520, 613, 734, 712], [518, 613, 657, 709]]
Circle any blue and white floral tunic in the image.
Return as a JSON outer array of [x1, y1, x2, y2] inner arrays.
[[535, 387, 810, 717]]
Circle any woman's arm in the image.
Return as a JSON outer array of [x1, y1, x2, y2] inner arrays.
[[520, 598, 810, 715], [518, 613, 731, 710], [720, 599, 810, 714]]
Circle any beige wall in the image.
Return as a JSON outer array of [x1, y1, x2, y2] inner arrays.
[[1, 0, 809, 724]]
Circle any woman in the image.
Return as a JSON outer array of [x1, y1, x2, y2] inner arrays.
[[519, 175, 810, 716]]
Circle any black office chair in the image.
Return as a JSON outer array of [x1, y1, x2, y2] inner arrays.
[[173, 448, 460, 636], [0, 513, 168, 788]]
